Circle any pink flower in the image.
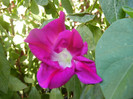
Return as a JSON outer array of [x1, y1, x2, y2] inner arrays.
[[24, 11, 102, 89]]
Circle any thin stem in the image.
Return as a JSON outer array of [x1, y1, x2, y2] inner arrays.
[[10, 19, 15, 36], [89, 0, 97, 14]]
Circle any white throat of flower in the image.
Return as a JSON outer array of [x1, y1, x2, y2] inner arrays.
[[52, 48, 72, 68]]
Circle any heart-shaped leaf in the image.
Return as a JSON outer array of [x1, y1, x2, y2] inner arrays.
[[96, 18, 133, 99]]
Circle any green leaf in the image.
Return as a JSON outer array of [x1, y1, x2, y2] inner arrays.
[[1, 0, 10, 6], [44, 1, 58, 18], [42, 94, 49, 99], [53, 0, 59, 6], [8, 75, 27, 91], [127, 0, 133, 9], [61, 0, 73, 13], [0, 89, 13, 99], [0, 16, 10, 31], [77, 24, 95, 51], [28, 87, 41, 99], [23, 0, 30, 7], [0, 43, 10, 93], [50, 89, 63, 99], [0, 88, 20, 99], [24, 76, 34, 84], [65, 75, 82, 99], [96, 18, 133, 99], [35, 0, 48, 6], [12, 92, 21, 99], [0, 24, 7, 33], [67, 14, 95, 23], [99, 0, 126, 24], [87, 24, 103, 45], [28, 51, 33, 68], [80, 84, 105, 99], [10, 51, 19, 60], [122, 6, 133, 18], [30, 0, 39, 15]]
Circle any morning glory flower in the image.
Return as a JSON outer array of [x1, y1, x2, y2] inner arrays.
[[24, 11, 102, 89]]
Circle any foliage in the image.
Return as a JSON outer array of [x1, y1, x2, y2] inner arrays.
[[96, 18, 133, 99], [0, 0, 133, 99]]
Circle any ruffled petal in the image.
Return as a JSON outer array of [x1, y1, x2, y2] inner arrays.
[[75, 57, 102, 84], [53, 30, 72, 53], [24, 29, 51, 46], [24, 11, 66, 60], [42, 58, 61, 69], [41, 11, 65, 45], [81, 41, 88, 55], [73, 56, 94, 63], [67, 29, 84, 56], [29, 44, 51, 60], [37, 63, 57, 88], [24, 29, 52, 60], [37, 61, 75, 89], [25, 11, 65, 45], [53, 29, 87, 56]]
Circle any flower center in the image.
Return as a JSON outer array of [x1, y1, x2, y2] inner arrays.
[[52, 48, 72, 68]]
